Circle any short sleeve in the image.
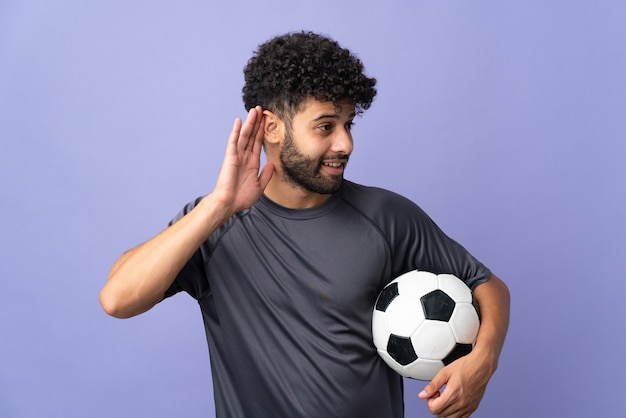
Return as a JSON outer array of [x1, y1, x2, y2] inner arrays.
[[161, 197, 209, 301]]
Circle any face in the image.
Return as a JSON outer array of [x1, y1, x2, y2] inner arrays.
[[279, 99, 356, 195]]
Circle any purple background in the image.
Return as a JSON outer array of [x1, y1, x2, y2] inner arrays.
[[1, 1, 625, 417]]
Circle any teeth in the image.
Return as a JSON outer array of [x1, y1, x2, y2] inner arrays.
[[324, 162, 342, 168]]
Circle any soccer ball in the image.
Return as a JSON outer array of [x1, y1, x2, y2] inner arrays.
[[372, 270, 480, 381]]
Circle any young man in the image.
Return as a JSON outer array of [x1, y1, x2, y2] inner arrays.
[[101, 32, 510, 418]]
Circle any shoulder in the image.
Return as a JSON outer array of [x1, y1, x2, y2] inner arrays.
[[342, 180, 428, 219], [340, 180, 441, 249], [169, 196, 248, 246]]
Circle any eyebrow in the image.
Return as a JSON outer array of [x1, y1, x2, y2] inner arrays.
[[311, 111, 356, 122]]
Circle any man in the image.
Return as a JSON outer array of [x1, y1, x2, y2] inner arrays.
[[101, 31, 510, 418]]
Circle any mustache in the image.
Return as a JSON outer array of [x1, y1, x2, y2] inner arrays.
[[321, 153, 350, 162]]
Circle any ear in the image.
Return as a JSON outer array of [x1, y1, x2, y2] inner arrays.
[[263, 110, 284, 146]]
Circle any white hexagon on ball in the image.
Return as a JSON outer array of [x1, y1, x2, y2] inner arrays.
[[411, 320, 457, 360], [449, 303, 480, 344]]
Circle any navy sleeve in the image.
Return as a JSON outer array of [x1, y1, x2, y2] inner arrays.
[[344, 182, 491, 290], [162, 197, 210, 301]]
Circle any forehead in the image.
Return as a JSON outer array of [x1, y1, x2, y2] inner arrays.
[[293, 98, 356, 122]]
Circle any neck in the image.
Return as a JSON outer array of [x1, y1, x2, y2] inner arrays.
[[263, 177, 333, 209]]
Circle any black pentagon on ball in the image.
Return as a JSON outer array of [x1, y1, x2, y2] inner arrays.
[[442, 343, 473, 366], [387, 334, 418, 365], [420, 289, 456, 321], [375, 282, 399, 312]]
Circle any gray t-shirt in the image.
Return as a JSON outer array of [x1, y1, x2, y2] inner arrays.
[[164, 180, 491, 418]]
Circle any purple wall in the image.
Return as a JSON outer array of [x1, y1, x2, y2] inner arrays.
[[2, 1, 625, 417]]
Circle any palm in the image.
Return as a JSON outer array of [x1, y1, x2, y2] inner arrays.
[[214, 106, 274, 214]]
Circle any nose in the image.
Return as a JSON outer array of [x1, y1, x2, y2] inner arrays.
[[331, 127, 353, 155]]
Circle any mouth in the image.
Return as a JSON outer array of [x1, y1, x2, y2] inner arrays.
[[321, 157, 349, 175]]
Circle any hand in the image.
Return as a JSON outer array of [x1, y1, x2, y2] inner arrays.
[[419, 274, 509, 417], [418, 351, 495, 418], [212, 106, 274, 215]]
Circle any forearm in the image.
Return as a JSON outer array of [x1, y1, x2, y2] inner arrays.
[[100, 193, 231, 318], [100, 107, 271, 318], [418, 274, 510, 416], [472, 273, 511, 372]]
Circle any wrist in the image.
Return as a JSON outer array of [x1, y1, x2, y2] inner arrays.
[[199, 192, 236, 222], [469, 342, 500, 376]]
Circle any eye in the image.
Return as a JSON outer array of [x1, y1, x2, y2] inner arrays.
[[345, 121, 355, 131], [317, 123, 333, 132]]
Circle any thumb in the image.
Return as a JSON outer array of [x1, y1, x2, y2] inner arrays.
[[258, 163, 274, 190], [418, 371, 448, 399]]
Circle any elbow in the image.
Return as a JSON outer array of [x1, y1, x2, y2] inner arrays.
[[99, 282, 160, 319], [99, 286, 135, 319], [100, 287, 124, 318]]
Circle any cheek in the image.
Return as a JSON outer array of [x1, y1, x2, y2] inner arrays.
[[293, 134, 325, 156]]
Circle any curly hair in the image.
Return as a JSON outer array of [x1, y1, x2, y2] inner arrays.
[[242, 31, 377, 122]]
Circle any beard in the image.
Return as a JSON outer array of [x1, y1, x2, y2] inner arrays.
[[279, 130, 348, 195]]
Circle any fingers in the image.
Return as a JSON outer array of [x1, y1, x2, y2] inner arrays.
[[258, 163, 275, 190], [238, 106, 264, 153], [419, 370, 454, 416], [419, 371, 447, 400], [227, 117, 243, 152], [251, 107, 266, 155], [426, 392, 449, 417], [424, 380, 473, 418]]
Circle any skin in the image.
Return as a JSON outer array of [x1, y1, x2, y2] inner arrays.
[[419, 273, 510, 418], [262, 98, 356, 207], [100, 106, 273, 318], [100, 99, 510, 418]]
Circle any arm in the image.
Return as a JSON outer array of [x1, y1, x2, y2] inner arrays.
[[418, 273, 510, 417], [100, 107, 274, 318]]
